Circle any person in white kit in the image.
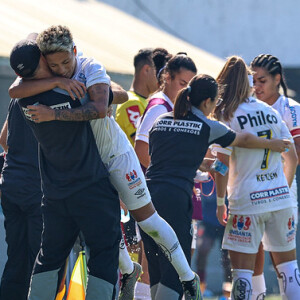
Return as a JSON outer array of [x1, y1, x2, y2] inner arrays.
[[9, 25, 201, 300], [212, 56, 300, 300], [250, 54, 300, 299]]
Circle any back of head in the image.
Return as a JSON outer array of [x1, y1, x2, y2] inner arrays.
[[10, 38, 41, 78], [250, 54, 288, 97], [133, 48, 154, 73], [174, 74, 218, 119], [215, 55, 250, 121], [152, 47, 172, 85], [37, 25, 73, 55]]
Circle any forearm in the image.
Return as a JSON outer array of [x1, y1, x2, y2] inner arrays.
[[111, 81, 128, 104], [282, 146, 298, 187], [9, 78, 58, 98], [215, 153, 229, 198], [134, 140, 150, 168], [0, 120, 8, 152]]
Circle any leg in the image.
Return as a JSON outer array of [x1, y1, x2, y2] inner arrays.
[[252, 243, 266, 300], [0, 195, 30, 300], [28, 197, 79, 300], [69, 179, 121, 299]]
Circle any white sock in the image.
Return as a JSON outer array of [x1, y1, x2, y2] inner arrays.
[[276, 260, 300, 300], [137, 212, 194, 281], [251, 273, 266, 300], [118, 237, 134, 275], [231, 269, 253, 300], [277, 276, 288, 300]]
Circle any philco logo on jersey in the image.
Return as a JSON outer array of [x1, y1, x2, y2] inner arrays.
[[287, 215, 296, 243], [126, 170, 142, 189], [50, 102, 71, 110], [289, 106, 297, 127], [126, 105, 141, 128], [237, 111, 278, 129]]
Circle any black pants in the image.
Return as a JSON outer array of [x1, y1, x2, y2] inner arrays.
[[32, 178, 121, 286], [0, 192, 43, 300], [140, 181, 193, 297]]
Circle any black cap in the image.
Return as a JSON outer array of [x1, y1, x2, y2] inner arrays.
[[10, 38, 41, 78]]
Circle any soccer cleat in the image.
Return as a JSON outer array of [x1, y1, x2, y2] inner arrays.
[[182, 273, 203, 300], [119, 262, 142, 300]]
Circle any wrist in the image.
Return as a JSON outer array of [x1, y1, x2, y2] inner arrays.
[[217, 196, 225, 206]]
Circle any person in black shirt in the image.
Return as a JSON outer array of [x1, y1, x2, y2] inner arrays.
[[140, 74, 291, 300], [10, 38, 121, 300]]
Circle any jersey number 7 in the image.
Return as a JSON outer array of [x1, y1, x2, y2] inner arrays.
[[257, 129, 272, 170]]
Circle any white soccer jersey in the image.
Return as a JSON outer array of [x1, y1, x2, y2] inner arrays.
[[272, 95, 299, 208], [74, 54, 131, 163], [213, 97, 293, 215]]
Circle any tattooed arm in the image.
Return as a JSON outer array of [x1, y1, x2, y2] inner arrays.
[[27, 83, 109, 122]]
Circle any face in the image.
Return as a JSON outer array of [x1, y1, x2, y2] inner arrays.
[[45, 49, 76, 79], [252, 67, 280, 104], [164, 68, 196, 102], [32, 56, 52, 79], [145, 64, 158, 94]]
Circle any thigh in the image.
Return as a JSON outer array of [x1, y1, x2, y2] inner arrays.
[[222, 213, 264, 254], [108, 149, 151, 211], [69, 179, 121, 285], [262, 207, 296, 252]]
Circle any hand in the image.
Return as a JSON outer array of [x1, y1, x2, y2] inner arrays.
[[269, 138, 292, 153], [199, 158, 215, 172], [56, 78, 86, 100], [26, 105, 55, 123], [216, 204, 227, 226], [120, 200, 128, 216], [107, 105, 113, 117]]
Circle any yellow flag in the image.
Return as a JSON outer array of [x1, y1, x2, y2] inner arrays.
[[66, 251, 87, 300]]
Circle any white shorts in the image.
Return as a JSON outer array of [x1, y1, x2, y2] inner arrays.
[[222, 207, 296, 254], [191, 219, 198, 250], [106, 147, 151, 211]]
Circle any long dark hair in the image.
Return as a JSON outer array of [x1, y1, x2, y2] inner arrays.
[[174, 74, 218, 119], [250, 54, 288, 97]]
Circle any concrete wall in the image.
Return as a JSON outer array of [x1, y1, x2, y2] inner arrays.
[[99, 0, 300, 67]]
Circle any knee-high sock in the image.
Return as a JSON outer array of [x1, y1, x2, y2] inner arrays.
[[251, 273, 266, 300], [118, 237, 134, 275], [138, 212, 194, 281], [276, 260, 300, 300], [231, 269, 253, 300]]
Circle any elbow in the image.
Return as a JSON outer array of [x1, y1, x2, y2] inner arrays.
[[95, 103, 108, 119], [8, 87, 16, 99]]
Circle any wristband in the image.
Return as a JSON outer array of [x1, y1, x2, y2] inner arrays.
[[217, 196, 225, 206]]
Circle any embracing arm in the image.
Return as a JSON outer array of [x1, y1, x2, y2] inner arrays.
[[230, 132, 291, 152], [134, 140, 150, 169], [111, 81, 128, 104], [9, 77, 86, 100], [293, 136, 300, 165], [282, 143, 298, 187]]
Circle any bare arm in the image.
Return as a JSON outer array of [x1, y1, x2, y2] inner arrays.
[[282, 143, 298, 187], [134, 140, 150, 169], [111, 81, 128, 104], [215, 152, 229, 226], [293, 136, 300, 165], [9, 77, 86, 100], [0, 119, 8, 153], [231, 132, 291, 152]]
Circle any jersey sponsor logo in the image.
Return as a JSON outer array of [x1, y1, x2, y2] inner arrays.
[[155, 119, 203, 135], [50, 102, 72, 110], [134, 188, 146, 199], [237, 110, 278, 129], [250, 186, 289, 206], [125, 170, 142, 190], [126, 105, 141, 128], [232, 278, 251, 300], [232, 215, 251, 231], [289, 106, 297, 127], [229, 215, 252, 243], [256, 172, 278, 182], [287, 215, 296, 242]]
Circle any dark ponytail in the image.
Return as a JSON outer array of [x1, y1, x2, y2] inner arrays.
[[250, 54, 288, 97], [174, 74, 218, 119]]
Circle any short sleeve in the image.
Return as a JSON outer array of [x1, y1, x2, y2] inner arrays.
[[83, 59, 110, 88]]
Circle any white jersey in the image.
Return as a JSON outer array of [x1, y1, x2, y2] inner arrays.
[[213, 97, 293, 215], [73, 54, 131, 163], [272, 95, 299, 208], [135, 91, 173, 144]]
